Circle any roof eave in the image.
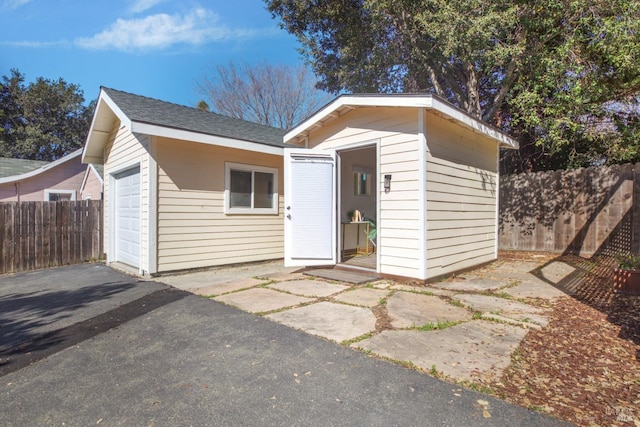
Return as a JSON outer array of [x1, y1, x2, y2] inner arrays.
[[132, 122, 284, 156], [284, 94, 518, 149], [0, 149, 83, 184], [82, 89, 131, 165]]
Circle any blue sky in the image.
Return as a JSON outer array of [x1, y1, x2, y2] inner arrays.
[[0, 0, 304, 107]]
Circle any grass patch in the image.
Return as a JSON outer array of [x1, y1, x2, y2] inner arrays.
[[461, 381, 494, 395], [448, 299, 465, 308], [415, 320, 460, 331], [395, 287, 435, 297], [491, 291, 514, 299], [341, 332, 374, 346]]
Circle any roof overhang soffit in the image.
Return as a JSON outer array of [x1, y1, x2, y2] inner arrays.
[[82, 90, 129, 164]]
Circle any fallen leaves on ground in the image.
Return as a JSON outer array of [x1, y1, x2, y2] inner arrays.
[[485, 254, 640, 426]]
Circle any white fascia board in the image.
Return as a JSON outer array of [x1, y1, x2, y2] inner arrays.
[[132, 122, 284, 156], [284, 96, 434, 142], [430, 97, 519, 149], [82, 90, 132, 164], [0, 149, 83, 185], [285, 94, 519, 149]]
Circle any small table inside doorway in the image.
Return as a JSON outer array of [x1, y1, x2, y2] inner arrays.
[[341, 221, 373, 256]]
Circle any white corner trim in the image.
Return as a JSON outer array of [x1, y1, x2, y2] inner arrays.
[[148, 139, 158, 275], [418, 108, 428, 280]]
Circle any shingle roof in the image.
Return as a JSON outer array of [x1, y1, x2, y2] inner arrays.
[[92, 164, 103, 179], [0, 157, 48, 178], [102, 87, 286, 148]]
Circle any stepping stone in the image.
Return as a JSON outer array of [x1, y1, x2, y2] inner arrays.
[[452, 294, 548, 326], [266, 301, 376, 342], [538, 261, 577, 285], [391, 284, 456, 296], [431, 278, 507, 292], [257, 271, 306, 281], [386, 292, 472, 329], [304, 268, 381, 284], [191, 278, 264, 296], [269, 279, 348, 298], [353, 320, 528, 382], [215, 288, 313, 313], [504, 280, 569, 300], [334, 287, 390, 307]]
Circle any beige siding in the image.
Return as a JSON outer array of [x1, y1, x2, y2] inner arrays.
[[0, 156, 86, 201], [103, 124, 150, 271], [156, 139, 283, 272], [309, 107, 422, 278], [80, 167, 103, 200], [425, 112, 498, 278]]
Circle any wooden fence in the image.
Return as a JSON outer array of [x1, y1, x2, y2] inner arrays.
[[499, 163, 640, 256], [0, 200, 104, 274]]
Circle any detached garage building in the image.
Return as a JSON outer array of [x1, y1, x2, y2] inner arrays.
[[282, 95, 518, 281], [83, 88, 517, 281], [82, 88, 286, 275]]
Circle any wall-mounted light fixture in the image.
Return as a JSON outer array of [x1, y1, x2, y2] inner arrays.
[[384, 174, 392, 193]]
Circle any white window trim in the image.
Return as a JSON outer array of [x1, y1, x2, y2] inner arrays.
[[44, 189, 76, 201], [224, 162, 279, 215]]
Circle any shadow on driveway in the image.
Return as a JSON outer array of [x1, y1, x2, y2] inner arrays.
[[0, 263, 187, 375]]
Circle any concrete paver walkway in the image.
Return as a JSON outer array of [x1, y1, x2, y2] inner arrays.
[[1, 264, 566, 426], [158, 256, 570, 385]]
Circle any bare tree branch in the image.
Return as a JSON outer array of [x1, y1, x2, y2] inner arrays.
[[198, 62, 331, 130]]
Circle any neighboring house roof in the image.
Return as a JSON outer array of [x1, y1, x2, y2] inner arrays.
[[0, 158, 48, 178], [284, 94, 519, 149], [92, 164, 103, 179], [83, 87, 287, 164], [79, 163, 104, 198], [0, 149, 83, 185]]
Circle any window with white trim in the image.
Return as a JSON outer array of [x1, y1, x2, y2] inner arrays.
[[225, 163, 278, 214], [45, 189, 76, 201]]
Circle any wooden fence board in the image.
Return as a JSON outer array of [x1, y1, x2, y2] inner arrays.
[[500, 163, 640, 256], [0, 200, 104, 274]]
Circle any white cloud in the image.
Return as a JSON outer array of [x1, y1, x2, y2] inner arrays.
[[129, 0, 167, 14], [75, 7, 260, 51], [0, 40, 68, 47], [2, 0, 32, 10]]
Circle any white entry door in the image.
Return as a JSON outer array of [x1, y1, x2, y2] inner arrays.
[[114, 166, 140, 268], [284, 148, 336, 266]]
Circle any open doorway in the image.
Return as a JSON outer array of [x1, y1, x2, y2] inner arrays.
[[338, 145, 377, 271]]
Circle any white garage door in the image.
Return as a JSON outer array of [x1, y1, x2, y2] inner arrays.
[[114, 167, 140, 268]]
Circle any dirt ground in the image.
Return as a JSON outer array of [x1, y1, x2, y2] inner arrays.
[[482, 252, 640, 427]]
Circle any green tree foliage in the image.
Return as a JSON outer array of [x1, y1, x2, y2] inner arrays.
[[266, 0, 640, 171], [0, 69, 94, 161]]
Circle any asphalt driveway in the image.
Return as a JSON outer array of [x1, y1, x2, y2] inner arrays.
[[0, 263, 567, 426]]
